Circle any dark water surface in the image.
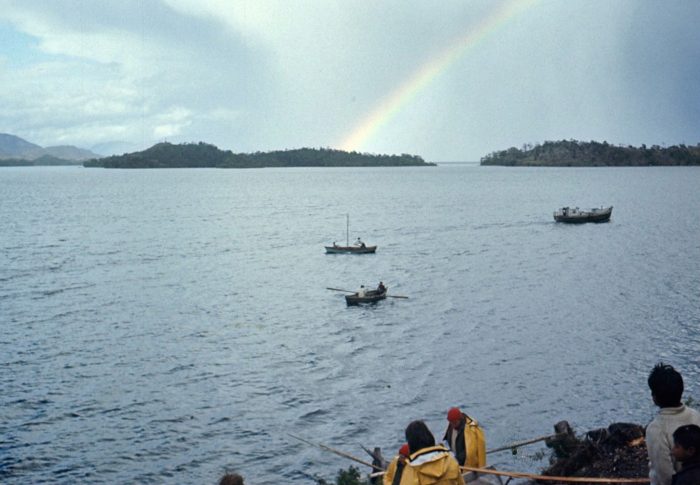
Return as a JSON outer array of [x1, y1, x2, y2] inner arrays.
[[2, 165, 699, 484]]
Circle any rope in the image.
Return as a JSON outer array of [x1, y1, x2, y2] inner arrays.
[[460, 466, 650, 483]]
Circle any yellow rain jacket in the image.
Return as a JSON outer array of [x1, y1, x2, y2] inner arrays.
[[383, 455, 406, 485], [443, 414, 486, 468], [401, 445, 465, 485]]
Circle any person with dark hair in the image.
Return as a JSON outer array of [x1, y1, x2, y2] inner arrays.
[[646, 363, 700, 485], [442, 407, 486, 468], [218, 472, 244, 485], [671, 424, 700, 485], [401, 420, 464, 485]]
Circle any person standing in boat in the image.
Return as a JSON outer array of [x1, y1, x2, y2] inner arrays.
[[646, 363, 700, 485], [442, 407, 486, 469], [357, 285, 366, 297], [401, 420, 464, 485]]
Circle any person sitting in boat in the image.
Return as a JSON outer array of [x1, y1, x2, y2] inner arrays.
[[355, 237, 366, 248], [357, 285, 366, 297], [443, 407, 486, 468], [333, 241, 338, 247], [377, 281, 387, 294]]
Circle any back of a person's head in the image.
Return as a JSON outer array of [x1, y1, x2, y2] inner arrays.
[[405, 420, 436, 454], [673, 424, 700, 451], [648, 362, 684, 407], [219, 472, 244, 485]]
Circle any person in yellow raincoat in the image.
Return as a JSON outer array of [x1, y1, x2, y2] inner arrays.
[[400, 420, 465, 485], [383, 443, 410, 485], [443, 407, 486, 468]]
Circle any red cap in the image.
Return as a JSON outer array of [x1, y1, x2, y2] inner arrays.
[[399, 443, 410, 457], [447, 407, 462, 422]]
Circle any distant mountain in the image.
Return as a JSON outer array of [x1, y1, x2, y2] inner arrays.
[[0, 133, 101, 161], [480, 140, 700, 166], [44, 145, 100, 161], [84, 142, 435, 168], [0, 133, 44, 159]]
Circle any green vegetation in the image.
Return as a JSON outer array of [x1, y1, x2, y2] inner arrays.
[[83, 142, 434, 168], [480, 140, 700, 166], [0, 155, 81, 166], [315, 466, 369, 485]]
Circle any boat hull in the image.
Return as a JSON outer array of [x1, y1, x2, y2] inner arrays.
[[345, 290, 386, 305], [554, 206, 612, 223], [325, 245, 377, 254]]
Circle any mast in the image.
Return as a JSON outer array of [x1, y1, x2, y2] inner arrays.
[[346, 214, 349, 247]]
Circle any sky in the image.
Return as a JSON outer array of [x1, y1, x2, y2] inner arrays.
[[0, 0, 699, 162]]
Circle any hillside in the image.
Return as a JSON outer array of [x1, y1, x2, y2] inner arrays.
[[480, 140, 700, 166], [83, 142, 435, 168], [0, 133, 100, 162]]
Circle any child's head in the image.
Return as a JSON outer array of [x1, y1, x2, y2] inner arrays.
[[672, 424, 700, 462]]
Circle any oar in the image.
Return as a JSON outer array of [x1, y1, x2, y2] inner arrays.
[[386, 295, 409, 299], [288, 434, 385, 471]]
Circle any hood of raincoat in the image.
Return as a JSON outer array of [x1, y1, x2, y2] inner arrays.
[[404, 446, 463, 485]]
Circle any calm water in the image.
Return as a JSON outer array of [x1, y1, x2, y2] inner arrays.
[[1, 165, 699, 484]]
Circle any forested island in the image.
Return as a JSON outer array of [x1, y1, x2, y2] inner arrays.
[[83, 142, 434, 168], [0, 155, 83, 167], [480, 140, 700, 166]]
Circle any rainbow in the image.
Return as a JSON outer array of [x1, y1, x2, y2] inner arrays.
[[339, 0, 538, 153]]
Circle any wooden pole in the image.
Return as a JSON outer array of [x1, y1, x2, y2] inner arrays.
[[486, 433, 557, 454], [288, 434, 385, 472], [460, 466, 649, 483]]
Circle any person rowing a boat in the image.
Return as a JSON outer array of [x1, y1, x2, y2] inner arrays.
[[443, 407, 486, 468], [377, 281, 386, 294], [355, 237, 366, 248]]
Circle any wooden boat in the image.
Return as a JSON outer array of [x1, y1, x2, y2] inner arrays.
[[325, 214, 377, 254], [345, 288, 387, 305], [554, 206, 612, 223], [326, 244, 377, 254]]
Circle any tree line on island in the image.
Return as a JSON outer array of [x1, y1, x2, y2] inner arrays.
[[480, 139, 700, 166], [83, 142, 434, 168], [0, 155, 84, 167]]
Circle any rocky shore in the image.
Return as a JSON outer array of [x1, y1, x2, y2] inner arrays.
[[536, 420, 648, 483]]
